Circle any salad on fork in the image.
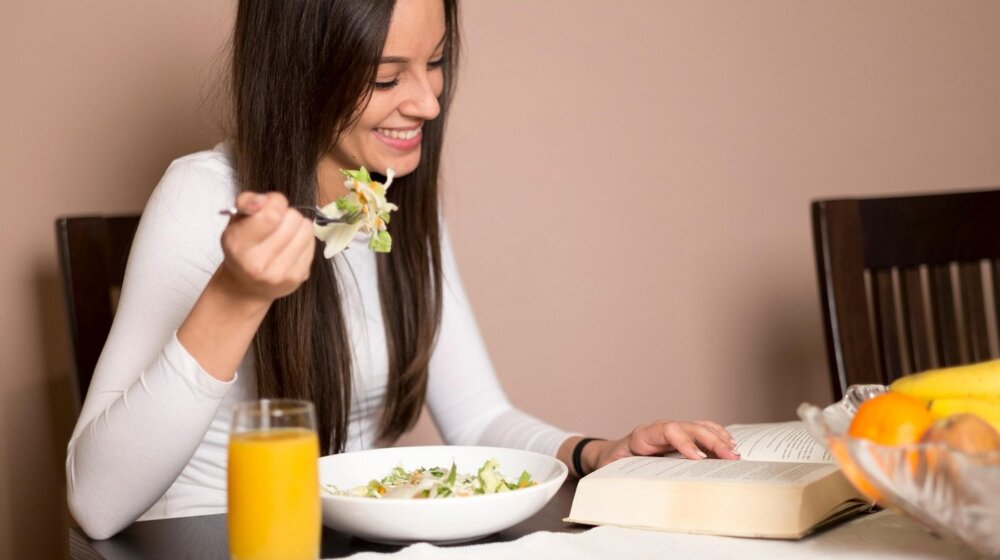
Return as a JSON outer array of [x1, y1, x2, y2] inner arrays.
[[315, 166, 399, 258]]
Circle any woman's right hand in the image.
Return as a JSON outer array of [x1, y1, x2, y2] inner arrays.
[[218, 192, 316, 302], [178, 192, 314, 380]]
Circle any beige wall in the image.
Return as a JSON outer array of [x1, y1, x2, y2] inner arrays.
[[0, 1, 233, 557], [3, 1, 1000, 558]]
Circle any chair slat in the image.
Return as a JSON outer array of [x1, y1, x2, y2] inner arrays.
[[959, 261, 990, 362], [899, 266, 931, 374], [871, 269, 901, 382], [929, 264, 961, 366]]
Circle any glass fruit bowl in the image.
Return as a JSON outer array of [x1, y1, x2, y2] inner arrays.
[[797, 385, 1000, 557]]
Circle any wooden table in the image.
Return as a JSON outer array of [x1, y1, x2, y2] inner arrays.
[[70, 480, 583, 559]]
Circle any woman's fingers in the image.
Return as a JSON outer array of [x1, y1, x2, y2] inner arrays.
[[250, 206, 311, 273], [233, 191, 268, 216], [289, 234, 317, 284], [224, 193, 289, 249], [661, 424, 705, 460], [690, 420, 740, 459], [628, 421, 740, 461], [693, 420, 736, 446], [688, 423, 740, 459], [220, 192, 317, 300], [266, 215, 316, 285]]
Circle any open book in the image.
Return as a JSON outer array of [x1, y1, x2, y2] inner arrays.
[[565, 421, 871, 539]]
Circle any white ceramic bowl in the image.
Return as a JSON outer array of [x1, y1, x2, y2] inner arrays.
[[319, 445, 568, 544]]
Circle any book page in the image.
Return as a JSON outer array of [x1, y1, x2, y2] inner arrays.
[[727, 421, 832, 463], [597, 456, 837, 485]]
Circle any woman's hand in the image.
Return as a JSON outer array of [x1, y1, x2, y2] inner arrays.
[[562, 420, 741, 478], [176, 192, 316, 381], [218, 192, 316, 301]]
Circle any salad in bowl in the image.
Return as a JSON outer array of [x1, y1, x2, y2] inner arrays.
[[318, 446, 567, 544]]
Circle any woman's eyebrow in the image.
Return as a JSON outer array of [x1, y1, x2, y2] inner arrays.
[[379, 34, 447, 64]]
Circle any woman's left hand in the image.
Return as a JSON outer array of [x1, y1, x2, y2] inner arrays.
[[564, 421, 741, 477]]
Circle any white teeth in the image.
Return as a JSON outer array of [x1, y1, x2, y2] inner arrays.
[[377, 128, 420, 141]]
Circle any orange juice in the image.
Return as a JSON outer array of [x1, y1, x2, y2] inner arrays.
[[228, 428, 320, 560]]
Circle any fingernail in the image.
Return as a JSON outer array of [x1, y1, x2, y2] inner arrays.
[[696, 450, 708, 458], [731, 449, 741, 455], [730, 439, 738, 446], [253, 194, 266, 205]]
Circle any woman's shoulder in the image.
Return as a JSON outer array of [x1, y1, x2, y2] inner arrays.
[[169, 142, 233, 173], [137, 143, 237, 244], [147, 143, 237, 218], [158, 142, 236, 195]]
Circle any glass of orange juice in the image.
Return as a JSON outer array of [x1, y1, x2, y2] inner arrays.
[[228, 399, 320, 560]]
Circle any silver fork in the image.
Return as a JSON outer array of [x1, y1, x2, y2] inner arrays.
[[219, 205, 362, 226]]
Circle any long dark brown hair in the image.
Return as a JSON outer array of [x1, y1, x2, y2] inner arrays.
[[230, 0, 459, 454]]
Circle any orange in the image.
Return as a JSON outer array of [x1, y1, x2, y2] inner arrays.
[[829, 438, 883, 504], [849, 392, 934, 446], [839, 392, 936, 507]]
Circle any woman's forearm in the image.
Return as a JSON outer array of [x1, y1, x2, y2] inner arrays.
[[177, 267, 273, 381]]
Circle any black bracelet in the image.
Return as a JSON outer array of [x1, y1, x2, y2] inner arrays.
[[572, 437, 605, 478]]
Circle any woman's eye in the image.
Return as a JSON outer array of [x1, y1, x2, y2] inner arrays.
[[428, 57, 445, 69], [374, 77, 400, 90]]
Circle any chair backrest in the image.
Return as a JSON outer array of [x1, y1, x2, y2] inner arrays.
[[812, 189, 1000, 401], [55, 215, 141, 412]]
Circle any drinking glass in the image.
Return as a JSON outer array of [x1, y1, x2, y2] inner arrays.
[[228, 399, 320, 560]]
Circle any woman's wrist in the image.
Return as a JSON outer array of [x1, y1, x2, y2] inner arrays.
[[177, 267, 273, 380], [567, 437, 607, 478], [580, 438, 608, 476], [212, 265, 279, 314]]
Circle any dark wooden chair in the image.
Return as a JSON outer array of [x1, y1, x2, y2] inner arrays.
[[812, 189, 1000, 401], [56, 215, 141, 413]]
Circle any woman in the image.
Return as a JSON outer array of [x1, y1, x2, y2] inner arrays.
[[66, 0, 739, 540]]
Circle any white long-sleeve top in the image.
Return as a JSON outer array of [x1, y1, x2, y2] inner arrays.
[[66, 144, 572, 539]]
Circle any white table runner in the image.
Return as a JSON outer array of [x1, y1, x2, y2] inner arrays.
[[338, 511, 980, 560]]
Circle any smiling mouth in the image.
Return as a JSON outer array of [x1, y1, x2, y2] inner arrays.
[[375, 127, 421, 140]]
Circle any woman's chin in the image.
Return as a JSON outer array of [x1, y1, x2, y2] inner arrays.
[[380, 160, 419, 178], [383, 150, 422, 177]]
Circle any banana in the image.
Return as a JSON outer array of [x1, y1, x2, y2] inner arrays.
[[928, 398, 1000, 432], [889, 360, 1000, 401]]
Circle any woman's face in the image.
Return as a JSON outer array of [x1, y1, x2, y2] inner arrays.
[[325, 0, 446, 179]]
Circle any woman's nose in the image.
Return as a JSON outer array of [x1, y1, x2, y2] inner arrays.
[[399, 72, 441, 121]]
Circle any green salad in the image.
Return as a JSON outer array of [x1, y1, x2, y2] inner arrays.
[[314, 166, 399, 258], [322, 459, 536, 500]]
